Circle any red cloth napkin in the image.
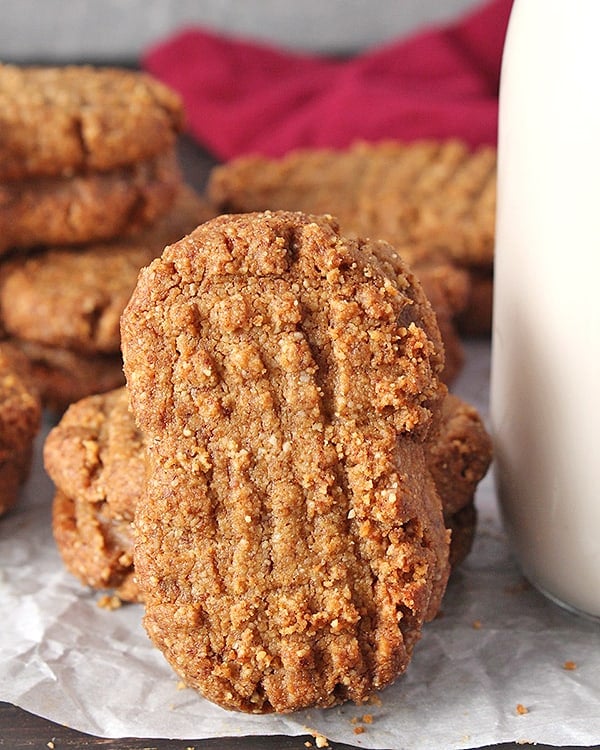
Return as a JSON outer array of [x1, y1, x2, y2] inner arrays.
[[143, 0, 512, 160]]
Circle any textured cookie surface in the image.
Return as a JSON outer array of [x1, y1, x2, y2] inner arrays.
[[43, 385, 491, 603], [207, 140, 496, 269], [0, 63, 184, 181], [0, 187, 212, 354], [428, 393, 492, 518], [6, 338, 124, 413], [45, 388, 143, 599], [122, 210, 450, 712], [0, 149, 182, 254], [0, 342, 41, 515]]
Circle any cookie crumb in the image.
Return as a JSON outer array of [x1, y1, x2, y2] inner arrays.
[[516, 703, 529, 715], [563, 660, 577, 671], [176, 680, 188, 690], [47, 742, 55, 749], [309, 731, 329, 748], [96, 594, 122, 610], [472, 619, 483, 629], [353, 726, 365, 735]]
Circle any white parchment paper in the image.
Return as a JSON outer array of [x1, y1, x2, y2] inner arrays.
[[1, 340, 600, 748]]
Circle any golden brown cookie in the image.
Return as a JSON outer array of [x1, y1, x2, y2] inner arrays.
[[428, 393, 492, 519], [428, 393, 492, 568], [0, 187, 213, 354], [0, 63, 184, 181], [5, 338, 124, 414], [207, 140, 495, 268], [121, 210, 450, 713], [45, 388, 143, 600], [0, 342, 41, 516], [206, 139, 496, 336], [44, 385, 491, 604], [0, 149, 183, 255], [455, 268, 494, 337]]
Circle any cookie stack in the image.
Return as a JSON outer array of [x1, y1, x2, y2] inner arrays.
[[45, 210, 492, 713], [0, 63, 211, 411]]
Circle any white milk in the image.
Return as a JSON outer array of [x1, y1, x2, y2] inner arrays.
[[491, 0, 600, 619]]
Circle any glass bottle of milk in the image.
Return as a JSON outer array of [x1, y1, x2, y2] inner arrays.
[[491, 0, 600, 619]]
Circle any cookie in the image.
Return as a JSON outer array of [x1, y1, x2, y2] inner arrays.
[[428, 393, 492, 568], [44, 385, 491, 603], [206, 139, 496, 335], [45, 388, 143, 600], [0, 187, 213, 354], [428, 393, 493, 519], [207, 140, 495, 268], [0, 63, 184, 181], [5, 338, 124, 413], [0, 149, 183, 255], [121, 210, 450, 712], [455, 268, 494, 337], [0, 342, 41, 516]]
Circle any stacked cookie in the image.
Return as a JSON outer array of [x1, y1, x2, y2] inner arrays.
[[206, 139, 496, 357], [0, 342, 41, 516], [0, 186, 214, 411], [0, 64, 185, 253], [45, 210, 492, 713], [0, 63, 211, 410]]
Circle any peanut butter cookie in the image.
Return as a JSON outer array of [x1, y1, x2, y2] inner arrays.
[[5, 338, 124, 414], [121, 210, 451, 712], [206, 139, 496, 335], [45, 388, 142, 600], [0, 149, 182, 255], [0, 342, 41, 516], [0, 187, 213, 354], [44, 385, 491, 604], [0, 63, 184, 181]]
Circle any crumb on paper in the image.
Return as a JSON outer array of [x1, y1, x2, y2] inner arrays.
[[516, 703, 529, 715], [305, 729, 329, 748], [368, 693, 382, 707], [350, 710, 375, 735], [47, 742, 55, 750], [472, 619, 483, 629], [177, 680, 188, 690], [563, 660, 577, 671], [96, 593, 122, 610]]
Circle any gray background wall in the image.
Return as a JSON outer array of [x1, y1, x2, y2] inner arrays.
[[0, 0, 482, 62]]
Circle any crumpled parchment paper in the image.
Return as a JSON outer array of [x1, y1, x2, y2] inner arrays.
[[1, 340, 599, 748]]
